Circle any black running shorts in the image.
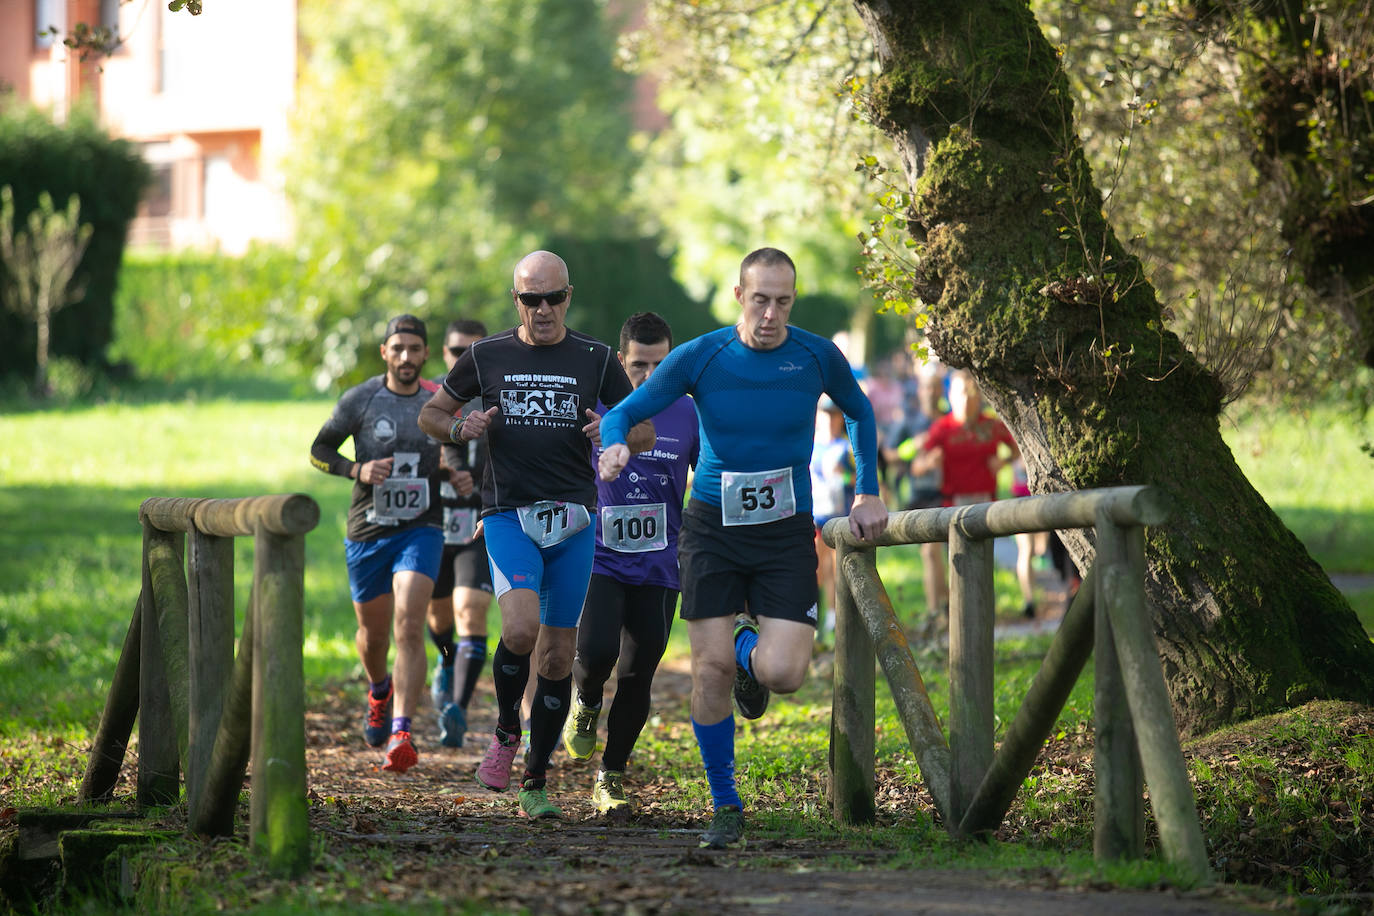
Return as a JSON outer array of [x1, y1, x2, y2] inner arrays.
[[431, 537, 493, 599], [677, 499, 819, 626]]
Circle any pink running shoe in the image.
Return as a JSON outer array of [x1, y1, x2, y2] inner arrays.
[[475, 731, 521, 791]]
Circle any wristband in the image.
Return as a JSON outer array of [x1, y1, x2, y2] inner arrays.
[[449, 416, 465, 444]]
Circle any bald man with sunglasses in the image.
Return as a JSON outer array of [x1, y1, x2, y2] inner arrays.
[[418, 250, 654, 821]]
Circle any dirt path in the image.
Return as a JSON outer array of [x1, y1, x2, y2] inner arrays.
[[299, 664, 1272, 916]]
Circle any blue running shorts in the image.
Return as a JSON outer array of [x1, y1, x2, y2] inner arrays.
[[482, 509, 595, 629], [344, 525, 444, 603]]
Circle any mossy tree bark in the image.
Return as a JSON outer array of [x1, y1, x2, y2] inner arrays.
[[852, 0, 1374, 736]]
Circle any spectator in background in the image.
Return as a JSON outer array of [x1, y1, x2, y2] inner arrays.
[[910, 369, 1018, 637], [810, 396, 856, 641], [886, 358, 949, 622], [1010, 457, 1046, 620]]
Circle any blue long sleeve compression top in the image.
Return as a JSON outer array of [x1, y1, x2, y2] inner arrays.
[[600, 325, 879, 515]]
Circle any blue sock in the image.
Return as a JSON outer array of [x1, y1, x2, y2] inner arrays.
[[693, 716, 742, 811], [734, 627, 759, 678], [370, 675, 391, 699], [391, 716, 411, 734]]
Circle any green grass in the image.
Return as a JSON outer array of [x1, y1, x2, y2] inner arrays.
[[1223, 402, 1374, 575], [0, 397, 363, 739], [3, 389, 1373, 911]]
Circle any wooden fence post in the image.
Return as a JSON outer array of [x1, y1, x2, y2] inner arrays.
[[251, 525, 310, 875], [947, 521, 994, 824], [1101, 534, 1212, 882], [830, 539, 876, 825], [958, 566, 1097, 836], [1093, 512, 1144, 860], [78, 599, 141, 803], [191, 587, 255, 837], [842, 547, 954, 825], [186, 530, 234, 825], [137, 523, 180, 809]]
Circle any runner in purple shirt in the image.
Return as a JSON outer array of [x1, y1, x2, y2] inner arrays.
[[561, 312, 700, 817]]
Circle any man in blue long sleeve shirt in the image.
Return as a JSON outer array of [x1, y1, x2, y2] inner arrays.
[[598, 248, 889, 849]]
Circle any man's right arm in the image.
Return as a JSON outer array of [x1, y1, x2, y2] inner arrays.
[[418, 387, 467, 443], [310, 418, 358, 479]]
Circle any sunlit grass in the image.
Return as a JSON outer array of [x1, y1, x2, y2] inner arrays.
[[1223, 402, 1374, 574], [2, 391, 1372, 908]]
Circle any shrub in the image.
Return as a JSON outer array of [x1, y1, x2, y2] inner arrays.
[[0, 102, 148, 380]]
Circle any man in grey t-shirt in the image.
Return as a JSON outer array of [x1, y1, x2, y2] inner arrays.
[[311, 314, 445, 774]]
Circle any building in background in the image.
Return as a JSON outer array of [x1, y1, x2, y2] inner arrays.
[[0, 0, 297, 253]]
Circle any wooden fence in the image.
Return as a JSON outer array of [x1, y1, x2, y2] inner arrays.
[[78, 494, 318, 876], [823, 485, 1210, 882]]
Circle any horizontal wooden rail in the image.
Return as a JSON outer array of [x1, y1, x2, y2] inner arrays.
[[822, 485, 1167, 550], [140, 494, 319, 537]]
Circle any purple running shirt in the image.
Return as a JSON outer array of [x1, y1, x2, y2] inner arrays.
[[590, 394, 699, 589]]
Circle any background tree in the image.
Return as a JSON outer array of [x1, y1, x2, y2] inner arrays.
[[628, 0, 910, 359], [0, 104, 148, 386], [1028, 0, 1373, 407], [0, 187, 93, 395], [285, 0, 646, 388], [849, 0, 1374, 735]]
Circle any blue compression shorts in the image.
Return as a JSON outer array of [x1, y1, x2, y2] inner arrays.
[[344, 525, 444, 603], [482, 509, 595, 629]]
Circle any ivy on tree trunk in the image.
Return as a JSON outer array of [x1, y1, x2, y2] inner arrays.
[[852, 0, 1374, 736]]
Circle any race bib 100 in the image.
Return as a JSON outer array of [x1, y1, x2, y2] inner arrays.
[[601, 502, 668, 553]]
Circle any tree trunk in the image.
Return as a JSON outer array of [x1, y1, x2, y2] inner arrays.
[[851, 0, 1374, 736], [35, 293, 50, 395]]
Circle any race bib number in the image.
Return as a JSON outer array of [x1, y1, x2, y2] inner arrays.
[[720, 467, 796, 527], [373, 451, 427, 524], [443, 506, 479, 545], [516, 500, 591, 548], [601, 503, 668, 554], [374, 478, 429, 523]]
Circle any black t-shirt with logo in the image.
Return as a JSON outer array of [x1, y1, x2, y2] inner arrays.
[[442, 327, 634, 516]]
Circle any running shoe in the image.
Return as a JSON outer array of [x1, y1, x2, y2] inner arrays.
[[518, 780, 564, 820], [698, 805, 746, 849], [591, 770, 630, 817], [363, 682, 393, 748], [381, 730, 417, 773], [439, 701, 467, 749], [431, 657, 455, 709], [475, 731, 521, 791], [731, 615, 770, 720], [561, 697, 601, 761]]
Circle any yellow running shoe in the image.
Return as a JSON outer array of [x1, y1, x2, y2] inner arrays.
[[592, 769, 630, 817], [561, 696, 600, 761]]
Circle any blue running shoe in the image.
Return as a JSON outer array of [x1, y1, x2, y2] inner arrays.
[[732, 615, 770, 720], [439, 701, 467, 748], [431, 658, 455, 709], [364, 683, 393, 748]]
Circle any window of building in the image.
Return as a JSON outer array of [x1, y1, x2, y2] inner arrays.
[[34, 0, 66, 49], [100, 0, 121, 29]]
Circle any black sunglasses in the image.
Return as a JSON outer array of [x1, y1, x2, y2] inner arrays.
[[447, 345, 469, 358], [515, 288, 570, 308]]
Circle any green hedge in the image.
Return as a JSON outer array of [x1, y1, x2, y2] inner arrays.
[[112, 246, 310, 385], [0, 103, 148, 379], [113, 238, 711, 393]]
